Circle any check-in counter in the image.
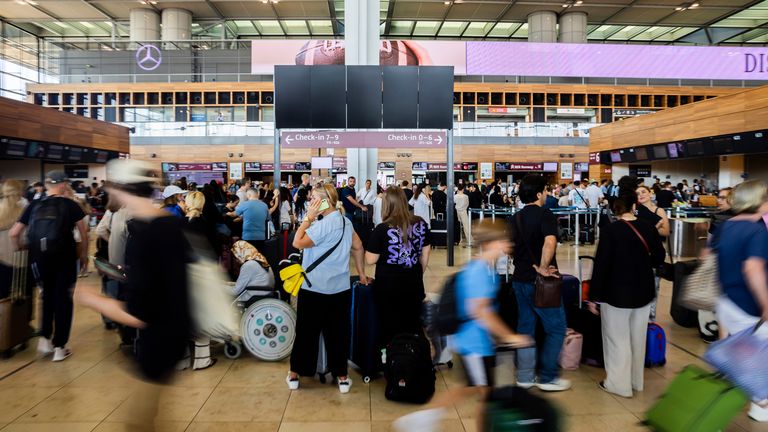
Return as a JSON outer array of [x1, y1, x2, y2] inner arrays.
[[669, 218, 710, 258]]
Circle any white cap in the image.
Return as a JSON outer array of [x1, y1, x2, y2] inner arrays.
[[106, 159, 158, 185], [162, 185, 188, 199]]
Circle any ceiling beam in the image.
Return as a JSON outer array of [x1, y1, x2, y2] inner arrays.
[[383, 0, 396, 35], [433, 2, 456, 38], [270, 3, 289, 36], [80, 0, 116, 21], [249, 20, 263, 36], [327, 0, 340, 35], [599, 0, 641, 25], [484, 0, 518, 38], [701, 0, 765, 27], [203, 0, 226, 20]]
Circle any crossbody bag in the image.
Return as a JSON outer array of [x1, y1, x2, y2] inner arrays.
[[515, 213, 562, 308], [279, 216, 346, 296]]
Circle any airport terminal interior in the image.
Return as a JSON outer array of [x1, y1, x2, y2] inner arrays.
[[1, 0, 768, 431]]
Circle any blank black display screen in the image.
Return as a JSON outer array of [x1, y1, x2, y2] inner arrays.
[[383, 66, 418, 128], [418, 66, 454, 129], [275, 65, 311, 129], [347, 66, 382, 128], [310, 66, 346, 128]]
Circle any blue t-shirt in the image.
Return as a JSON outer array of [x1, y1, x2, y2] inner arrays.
[[340, 186, 357, 215], [302, 211, 353, 295], [236, 199, 269, 241], [452, 259, 498, 357], [718, 220, 768, 317]]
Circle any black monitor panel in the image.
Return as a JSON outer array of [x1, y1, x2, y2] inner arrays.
[[383, 66, 418, 128], [652, 144, 668, 159], [737, 130, 767, 153], [418, 66, 454, 129], [310, 66, 346, 128], [634, 147, 649, 161], [46, 144, 64, 160], [2, 139, 27, 157], [66, 146, 83, 162], [610, 151, 621, 163], [347, 66, 382, 128], [620, 148, 636, 163], [712, 136, 736, 154], [274, 66, 312, 129], [27, 142, 45, 158], [684, 139, 712, 157]]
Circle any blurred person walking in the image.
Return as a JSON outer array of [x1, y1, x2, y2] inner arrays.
[[286, 184, 368, 393], [9, 171, 87, 362], [0, 180, 26, 298], [76, 159, 192, 431]]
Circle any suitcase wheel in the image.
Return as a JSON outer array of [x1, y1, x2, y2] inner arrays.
[[224, 341, 242, 359], [363, 375, 372, 384], [447, 360, 454, 369], [318, 372, 328, 384]]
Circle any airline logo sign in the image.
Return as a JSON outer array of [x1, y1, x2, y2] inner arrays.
[[280, 131, 447, 149]]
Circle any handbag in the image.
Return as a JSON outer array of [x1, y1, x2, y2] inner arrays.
[[515, 213, 562, 308], [279, 216, 346, 297], [705, 321, 768, 401], [678, 253, 720, 311]]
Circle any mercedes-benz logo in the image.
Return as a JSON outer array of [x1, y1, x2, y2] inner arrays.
[[136, 45, 162, 71]]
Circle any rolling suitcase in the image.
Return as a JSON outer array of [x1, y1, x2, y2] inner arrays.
[[565, 256, 603, 367], [421, 294, 453, 368], [430, 218, 448, 248], [484, 386, 560, 432], [316, 334, 330, 383], [384, 333, 436, 404], [349, 276, 381, 383], [0, 251, 34, 357], [670, 260, 699, 328]]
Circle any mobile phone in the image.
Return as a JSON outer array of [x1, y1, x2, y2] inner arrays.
[[317, 199, 330, 212]]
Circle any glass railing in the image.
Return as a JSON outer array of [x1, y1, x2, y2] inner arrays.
[[124, 121, 598, 138]]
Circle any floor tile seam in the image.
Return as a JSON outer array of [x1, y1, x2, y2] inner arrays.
[[185, 359, 235, 426], [2, 380, 75, 425]]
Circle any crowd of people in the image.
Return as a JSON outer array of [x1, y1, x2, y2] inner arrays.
[[0, 161, 766, 430]]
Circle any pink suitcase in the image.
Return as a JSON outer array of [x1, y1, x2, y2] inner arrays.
[[559, 328, 583, 370]]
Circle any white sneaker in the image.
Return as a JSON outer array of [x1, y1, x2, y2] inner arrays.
[[52, 347, 72, 362], [536, 378, 572, 392], [37, 338, 53, 356], [286, 375, 299, 390], [338, 377, 352, 394], [516, 381, 536, 389], [749, 403, 768, 422], [393, 408, 446, 432]]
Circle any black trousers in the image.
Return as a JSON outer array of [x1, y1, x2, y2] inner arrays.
[[290, 288, 352, 378], [246, 240, 265, 252], [36, 257, 77, 348]]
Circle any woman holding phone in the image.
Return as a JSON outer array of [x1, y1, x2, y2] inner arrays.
[[286, 184, 368, 393]]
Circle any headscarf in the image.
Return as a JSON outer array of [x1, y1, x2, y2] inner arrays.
[[232, 240, 270, 269]]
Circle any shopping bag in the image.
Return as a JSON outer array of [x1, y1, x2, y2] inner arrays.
[[704, 321, 768, 401]]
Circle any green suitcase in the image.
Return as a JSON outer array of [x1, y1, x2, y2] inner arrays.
[[646, 364, 748, 432]]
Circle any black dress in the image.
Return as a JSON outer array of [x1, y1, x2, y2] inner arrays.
[[366, 220, 431, 348], [125, 216, 192, 382]]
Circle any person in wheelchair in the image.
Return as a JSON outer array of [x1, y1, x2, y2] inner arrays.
[[231, 240, 274, 299]]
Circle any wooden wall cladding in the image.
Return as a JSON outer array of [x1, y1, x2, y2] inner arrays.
[[590, 85, 768, 152], [0, 96, 129, 153], [129, 143, 588, 165]]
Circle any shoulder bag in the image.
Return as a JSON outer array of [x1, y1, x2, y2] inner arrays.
[[516, 213, 562, 308], [279, 216, 346, 296], [678, 253, 719, 311]]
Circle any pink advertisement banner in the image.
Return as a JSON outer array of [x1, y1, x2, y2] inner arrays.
[[280, 131, 446, 149], [252, 40, 466, 75], [466, 41, 768, 81]]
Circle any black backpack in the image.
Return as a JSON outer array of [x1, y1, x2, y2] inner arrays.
[[435, 272, 468, 335], [384, 333, 436, 404], [27, 197, 70, 258]]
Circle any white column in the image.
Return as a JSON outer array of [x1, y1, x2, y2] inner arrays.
[[345, 0, 379, 186], [527, 11, 557, 43], [559, 11, 588, 43], [129, 8, 160, 42], [718, 155, 745, 188], [161, 8, 192, 48]]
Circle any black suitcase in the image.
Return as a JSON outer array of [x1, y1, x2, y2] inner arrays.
[[384, 333, 435, 404], [561, 274, 580, 307], [579, 226, 595, 244], [566, 304, 603, 367], [484, 386, 560, 432], [349, 276, 381, 383], [670, 260, 700, 328]]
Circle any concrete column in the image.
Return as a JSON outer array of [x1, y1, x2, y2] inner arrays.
[[129, 8, 160, 42], [559, 11, 588, 43], [345, 0, 379, 187], [718, 155, 745, 188], [161, 8, 192, 48], [527, 11, 557, 43]]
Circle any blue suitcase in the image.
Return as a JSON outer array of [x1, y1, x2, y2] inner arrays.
[[561, 274, 580, 307], [349, 276, 381, 383]]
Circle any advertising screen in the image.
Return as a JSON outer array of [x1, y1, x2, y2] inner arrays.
[[459, 162, 478, 171], [244, 162, 261, 171], [95, 151, 108, 163], [294, 162, 312, 171], [211, 162, 228, 172], [543, 162, 558, 172], [574, 162, 590, 172], [653, 145, 669, 159], [610, 151, 621, 163], [634, 147, 649, 161], [667, 143, 680, 158], [378, 162, 395, 169], [26, 142, 45, 158], [412, 162, 428, 170], [311, 157, 333, 169]]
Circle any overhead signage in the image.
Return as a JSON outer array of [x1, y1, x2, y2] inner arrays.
[[556, 108, 585, 115], [378, 162, 396, 170], [466, 41, 768, 81], [575, 162, 590, 172], [261, 163, 274, 171], [136, 44, 162, 72], [229, 162, 243, 180], [589, 152, 601, 164], [480, 162, 493, 179], [426, 162, 479, 171], [280, 131, 447, 149], [177, 163, 212, 171], [495, 162, 545, 172], [294, 162, 312, 171], [614, 109, 656, 117], [244, 162, 261, 171], [212, 162, 228, 172], [488, 107, 509, 113], [412, 162, 429, 170], [630, 165, 652, 178]]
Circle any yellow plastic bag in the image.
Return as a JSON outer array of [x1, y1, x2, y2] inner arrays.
[[279, 263, 306, 297]]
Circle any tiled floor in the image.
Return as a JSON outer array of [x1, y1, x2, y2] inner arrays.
[[1, 244, 767, 432]]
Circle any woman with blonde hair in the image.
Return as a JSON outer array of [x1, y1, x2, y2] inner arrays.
[[287, 183, 368, 393], [0, 180, 27, 297], [180, 190, 217, 371], [714, 180, 768, 421], [366, 186, 431, 349]]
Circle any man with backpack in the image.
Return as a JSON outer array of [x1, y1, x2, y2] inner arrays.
[[393, 220, 532, 432], [10, 170, 87, 362]]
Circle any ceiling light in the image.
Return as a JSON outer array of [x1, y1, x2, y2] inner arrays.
[[675, 6, 683, 10], [576, 1, 583, 4], [444, 0, 450, 4], [690, 2, 699, 6], [562, 4, 569, 7]]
